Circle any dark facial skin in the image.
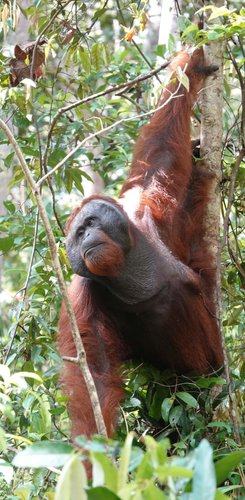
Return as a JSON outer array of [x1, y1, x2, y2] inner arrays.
[[66, 199, 132, 279]]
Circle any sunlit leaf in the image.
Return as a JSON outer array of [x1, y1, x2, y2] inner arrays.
[[13, 441, 73, 468], [55, 455, 87, 500]]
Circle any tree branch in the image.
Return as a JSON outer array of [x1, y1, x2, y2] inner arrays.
[[39, 87, 184, 186], [0, 118, 107, 438], [43, 60, 169, 169]]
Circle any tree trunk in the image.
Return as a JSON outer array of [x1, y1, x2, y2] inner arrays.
[[200, 2, 241, 445], [200, 40, 224, 315]]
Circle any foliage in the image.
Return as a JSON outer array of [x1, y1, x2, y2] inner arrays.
[[0, 0, 244, 498], [4, 433, 245, 499]]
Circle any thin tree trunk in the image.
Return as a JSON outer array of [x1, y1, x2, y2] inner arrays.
[[200, 1, 241, 446], [200, 40, 224, 314]]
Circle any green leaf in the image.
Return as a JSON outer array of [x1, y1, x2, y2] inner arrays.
[[181, 23, 199, 38], [215, 491, 230, 499], [192, 439, 216, 500], [91, 452, 117, 492], [215, 451, 245, 486], [208, 422, 232, 431], [144, 436, 169, 467], [135, 452, 154, 480], [4, 200, 15, 213], [21, 146, 40, 157], [207, 31, 222, 41], [91, 43, 101, 70], [87, 487, 120, 500], [13, 485, 34, 499], [0, 236, 15, 252], [13, 441, 73, 468], [169, 406, 183, 426], [55, 455, 87, 500], [157, 465, 193, 480], [4, 151, 15, 167], [209, 6, 235, 20], [161, 397, 174, 422], [0, 428, 7, 453], [92, 8, 106, 21], [176, 391, 199, 409], [48, 149, 66, 166], [79, 47, 91, 73], [140, 483, 165, 499], [7, 169, 25, 188], [118, 432, 134, 490], [39, 394, 52, 434]]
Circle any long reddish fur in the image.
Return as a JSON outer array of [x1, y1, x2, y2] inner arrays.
[[58, 48, 223, 440]]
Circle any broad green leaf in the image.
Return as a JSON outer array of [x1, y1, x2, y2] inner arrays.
[[140, 483, 165, 499], [0, 236, 15, 252], [13, 441, 73, 468], [209, 6, 235, 20], [10, 371, 42, 385], [181, 24, 199, 38], [7, 169, 25, 188], [192, 439, 216, 500], [55, 455, 87, 500], [79, 47, 91, 73], [215, 450, 245, 486], [169, 406, 183, 426], [161, 397, 174, 422], [195, 377, 225, 388], [87, 487, 120, 500], [91, 43, 102, 70], [176, 392, 199, 409], [4, 199, 15, 213], [91, 452, 117, 491], [48, 149, 66, 166], [207, 31, 222, 41]]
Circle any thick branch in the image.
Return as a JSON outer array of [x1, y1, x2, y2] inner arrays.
[[0, 119, 107, 438]]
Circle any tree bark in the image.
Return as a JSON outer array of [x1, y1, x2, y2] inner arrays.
[[200, 40, 224, 314], [200, 2, 241, 445]]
